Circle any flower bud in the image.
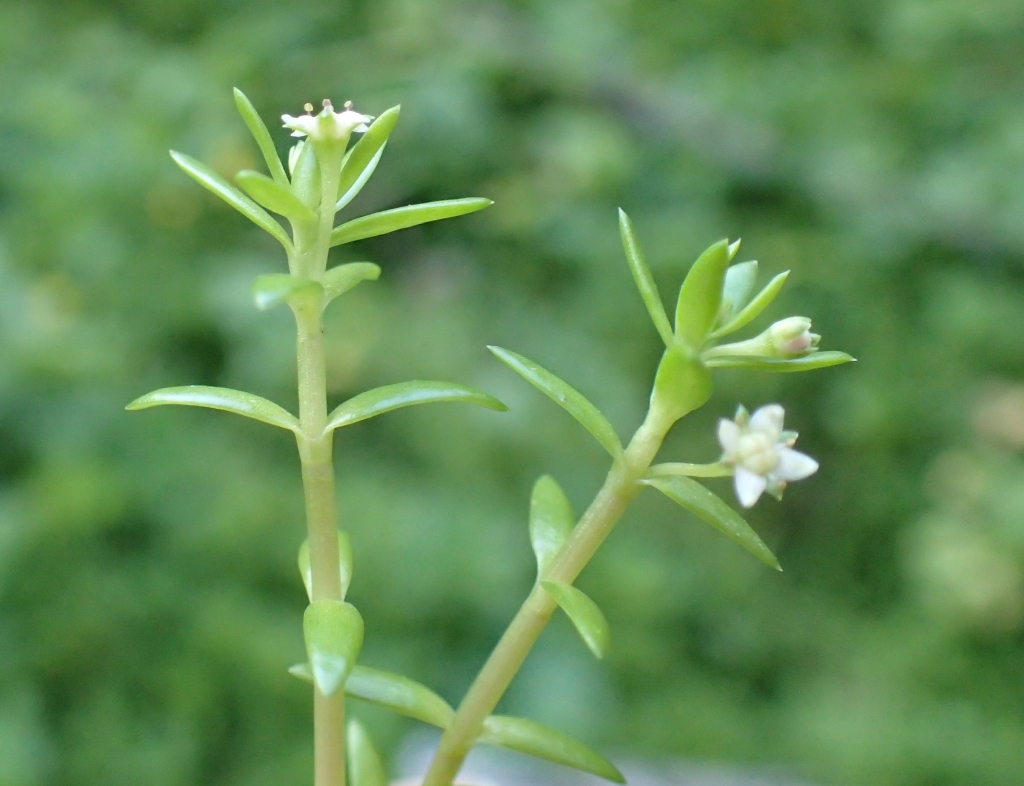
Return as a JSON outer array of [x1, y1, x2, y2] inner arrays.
[[768, 317, 819, 357], [702, 315, 820, 362]]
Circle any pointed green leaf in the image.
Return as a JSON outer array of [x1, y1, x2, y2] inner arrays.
[[488, 346, 622, 458], [336, 106, 400, 211], [618, 209, 673, 348], [326, 381, 507, 432], [648, 349, 714, 426], [530, 475, 574, 575], [292, 138, 321, 210], [233, 88, 289, 185], [719, 260, 758, 323], [126, 386, 299, 432], [541, 580, 609, 659], [644, 475, 780, 570], [169, 151, 291, 250], [480, 716, 625, 784], [237, 170, 317, 222], [303, 600, 364, 697], [252, 274, 323, 310], [711, 270, 789, 338], [704, 351, 855, 373], [323, 262, 381, 303], [647, 462, 733, 478], [347, 720, 387, 786], [727, 238, 742, 260], [330, 198, 492, 246], [345, 665, 455, 728], [298, 532, 353, 602], [674, 239, 731, 350], [288, 663, 455, 729]]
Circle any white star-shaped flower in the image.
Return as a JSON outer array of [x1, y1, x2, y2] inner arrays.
[[282, 99, 372, 142], [718, 404, 819, 508]]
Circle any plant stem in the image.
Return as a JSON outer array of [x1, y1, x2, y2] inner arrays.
[[295, 148, 345, 786], [421, 408, 672, 786]]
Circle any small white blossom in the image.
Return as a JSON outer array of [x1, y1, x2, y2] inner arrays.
[[282, 99, 372, 143], [718, 404, 818, 508]]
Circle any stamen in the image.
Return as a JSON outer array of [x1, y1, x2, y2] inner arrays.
[[343, 100, 353, 110], [303, 103, 314, 114], [322, 99, 333, 110]]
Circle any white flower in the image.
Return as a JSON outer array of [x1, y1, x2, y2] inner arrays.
[[718, 404, 818, 508], [282, 99, 372, 143]]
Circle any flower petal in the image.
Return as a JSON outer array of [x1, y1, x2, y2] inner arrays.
[[282, 114, 318, 137], [750, 404, 784, 440], [734, 467, 767, 508], [718, 418, 741, 454], [774, 447, 818, 481]]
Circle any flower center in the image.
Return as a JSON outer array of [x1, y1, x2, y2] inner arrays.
[[736, 432, 779, 475]]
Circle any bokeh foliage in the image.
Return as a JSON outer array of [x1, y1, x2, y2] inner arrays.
[[1, 1, 1024, 785]]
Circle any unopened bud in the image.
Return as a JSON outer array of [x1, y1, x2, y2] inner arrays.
[[768, 317, 819, 357]]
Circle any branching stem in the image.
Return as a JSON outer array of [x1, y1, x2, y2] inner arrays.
[[421, 408, 673, 786]]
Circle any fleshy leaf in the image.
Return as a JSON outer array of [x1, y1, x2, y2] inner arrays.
[[719, 260, 758, 323], [330, 198, 492, 246], [326, 381, 507, 432], [618, 209, 673, 348], [480, 716, 625, 784], [237, 170, 317, 222], [252, 274, 323, 310], [530, 475, 575, 575], [291, 138, 321, 210], [488, 346, 622, 458], [648, 349, 714, 427], [541, 580, 609, 659], [303, 600, 364, 697], [336, 106, 400, 211], [289, 663, 455, 729], [345, 665, 455, 728], [126, 386, 299, 432], [674, 239, 731, 350], [711, 271, 789, 338], [704, 351, 855, 372], [170, 151, 292, 250], [233, 88, 289, 185], [643, 475, 780, 570], [347, 720, 387, 786], [323, 262, 381, 303], [298, 533, 354, 601]]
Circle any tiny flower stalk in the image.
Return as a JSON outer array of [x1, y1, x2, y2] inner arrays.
[[127, 90, 500, 786]]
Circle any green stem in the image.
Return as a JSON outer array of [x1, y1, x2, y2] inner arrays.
[[421, 408, 672, 786], [295, 141, 345, 786]]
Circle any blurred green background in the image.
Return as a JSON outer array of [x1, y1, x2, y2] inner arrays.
[[2, 1, 1024, 784]]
